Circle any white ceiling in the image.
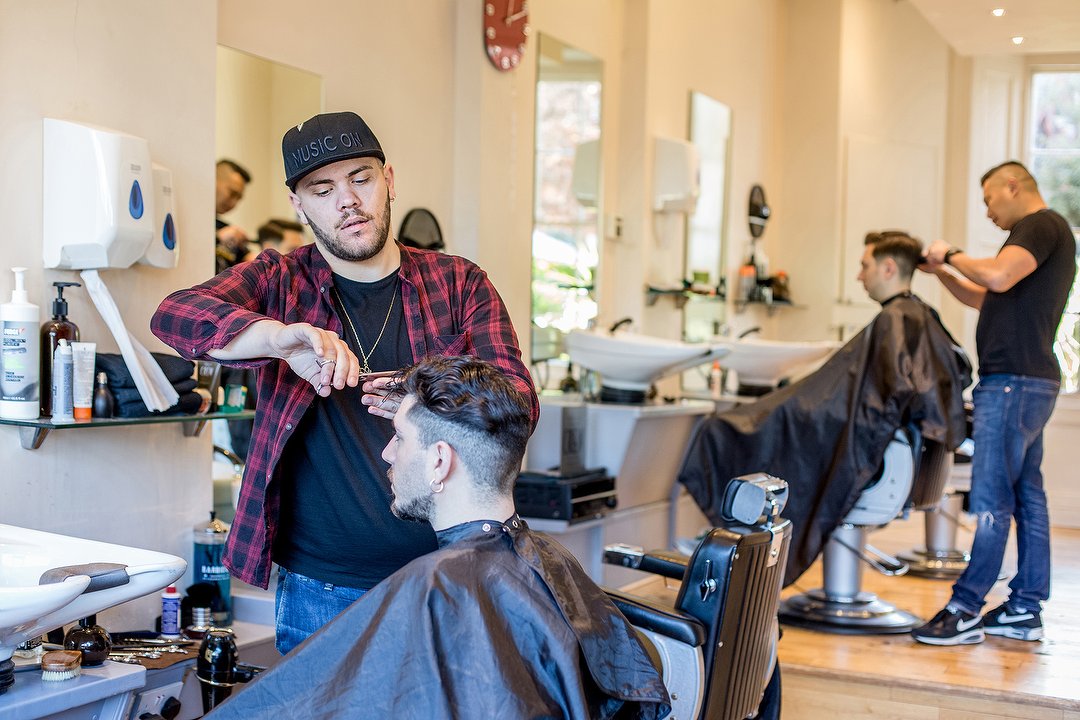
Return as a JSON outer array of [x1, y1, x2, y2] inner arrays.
[[906, 0, 1080, 56]]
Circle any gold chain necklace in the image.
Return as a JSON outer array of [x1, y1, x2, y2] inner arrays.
[[330, 285, 396, 375]]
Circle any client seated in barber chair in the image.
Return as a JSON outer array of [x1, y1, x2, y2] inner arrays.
[[605, 473, 792, 720], [206, 355, 670, 720], [680, 231, 971, 632]]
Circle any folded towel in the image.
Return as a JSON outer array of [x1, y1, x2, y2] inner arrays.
[[115, 391, 203, 418], [96, 353, 195, 389], [112, 378, 198, 406]]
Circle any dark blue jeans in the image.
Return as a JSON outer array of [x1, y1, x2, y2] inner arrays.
[[275, 567, 367, 655], [950, 374, 1058, 614]]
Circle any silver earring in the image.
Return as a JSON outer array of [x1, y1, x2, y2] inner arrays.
[[429, 477, 444, 494]]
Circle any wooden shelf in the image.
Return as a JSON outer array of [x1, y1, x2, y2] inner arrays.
[[0, 410, 256, 450]]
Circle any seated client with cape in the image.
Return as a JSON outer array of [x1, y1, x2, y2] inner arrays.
[[680, 231, 971, 584], [208, 355, 671, 720]]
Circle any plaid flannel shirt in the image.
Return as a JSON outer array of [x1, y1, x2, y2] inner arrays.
[[151, 243, 538, 588]]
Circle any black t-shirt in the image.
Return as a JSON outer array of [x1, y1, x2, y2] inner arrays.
[[273, 270, 434, 588], [976, 208, 1076, 381]]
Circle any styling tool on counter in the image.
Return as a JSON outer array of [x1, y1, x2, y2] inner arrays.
[[195, 628, 259, 713], [63, 614, 111, 666], [39, 281, 80, 417], [40, 650, 82, 682], [0, 267, 40, 420]]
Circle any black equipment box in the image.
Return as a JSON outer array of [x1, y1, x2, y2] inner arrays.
[[514, 468, 616, 523]]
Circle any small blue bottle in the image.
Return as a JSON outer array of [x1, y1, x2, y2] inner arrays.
[[161, 585, 181, 639]]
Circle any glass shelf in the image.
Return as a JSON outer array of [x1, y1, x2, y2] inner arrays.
[[0, 410, 256, 450], [733, 299, 804, 316]]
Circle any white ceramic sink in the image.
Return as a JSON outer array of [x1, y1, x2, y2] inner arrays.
[[566, 329, 732, 391], [0, 524, 186, 663], [714, 337, 840, 388]]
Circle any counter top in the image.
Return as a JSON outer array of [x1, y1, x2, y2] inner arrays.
[[0, 659, 145, 720]]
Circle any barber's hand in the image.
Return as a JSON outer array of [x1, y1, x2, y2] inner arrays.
[[921, 240, 951, 270], [361, 376, 404, 419], [269, 323, 360, 397], [217, 225, 250, 252]]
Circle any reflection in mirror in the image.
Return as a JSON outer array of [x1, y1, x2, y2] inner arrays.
[[683, 92, 732, 346], [530, 35, 602, 385], [215, 45, 322, 268]]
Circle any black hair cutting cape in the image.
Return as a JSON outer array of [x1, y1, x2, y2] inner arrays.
[[679, 294, 971, 585], [207, 516, 671, 720]]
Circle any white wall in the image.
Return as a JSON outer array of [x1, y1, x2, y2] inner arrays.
[[0, 0, 218, 630]]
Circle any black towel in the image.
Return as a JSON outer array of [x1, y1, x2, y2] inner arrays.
[[115, 391, 204, 418], [95, 353, 195, 389], [111, 378, 198, 406]]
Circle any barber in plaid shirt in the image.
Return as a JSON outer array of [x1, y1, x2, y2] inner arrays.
[[152, 111, 538, 655]]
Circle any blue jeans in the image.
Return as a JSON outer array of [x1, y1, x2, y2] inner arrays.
[[275, 567, 367, 655], [950, 374, 1058, 614]]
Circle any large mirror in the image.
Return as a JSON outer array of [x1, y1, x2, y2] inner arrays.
[[682, 91, 732, 346], [215, 45, 322, 270], [530, 35, 603, 386], [213, 47, 323, 512]]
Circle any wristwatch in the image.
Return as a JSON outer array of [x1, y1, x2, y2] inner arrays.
[[944, 247, 963, 265]]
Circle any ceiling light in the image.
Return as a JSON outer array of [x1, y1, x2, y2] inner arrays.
[[1012, 36, 1024, 45], [992, 8, 1005, 17]]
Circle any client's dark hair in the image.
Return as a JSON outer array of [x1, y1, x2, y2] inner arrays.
[[398, 356, 531, 495], [864, 230, 922, 280]]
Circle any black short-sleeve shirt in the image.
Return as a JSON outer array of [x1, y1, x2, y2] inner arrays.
[[976, 208, 1076, 381]]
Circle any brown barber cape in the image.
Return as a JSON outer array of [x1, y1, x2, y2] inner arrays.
[[207, 516, 671, 719], [679, 294, 970, 585]]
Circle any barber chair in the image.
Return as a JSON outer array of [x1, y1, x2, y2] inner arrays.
[[898, 403, 975, 579], [604, 473, 791, 720], [779, 426, 952, 634]]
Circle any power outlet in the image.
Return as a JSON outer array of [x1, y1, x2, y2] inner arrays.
[[133, 681, 184, 717]]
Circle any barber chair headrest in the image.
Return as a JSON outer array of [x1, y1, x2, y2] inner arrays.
[[720, 473, 788, 527]]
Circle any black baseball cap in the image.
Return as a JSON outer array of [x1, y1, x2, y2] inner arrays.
[[281, 111, 385, 189]]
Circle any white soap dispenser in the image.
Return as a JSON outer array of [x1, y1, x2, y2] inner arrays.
[[0, 267, 41, 419]]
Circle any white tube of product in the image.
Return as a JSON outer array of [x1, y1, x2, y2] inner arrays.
[[51, 339, 74, 422], [71, 341, 96, 421]]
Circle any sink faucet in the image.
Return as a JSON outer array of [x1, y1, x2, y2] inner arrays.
[[738, 326, 762, 339], [609, 317, 634, 334], [214, 445, 244, 470]]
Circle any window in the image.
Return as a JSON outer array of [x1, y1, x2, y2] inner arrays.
[[1028, 69, 1080, 393]]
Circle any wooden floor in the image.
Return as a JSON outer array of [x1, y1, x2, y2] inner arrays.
[[626, 517, 1080, 719]]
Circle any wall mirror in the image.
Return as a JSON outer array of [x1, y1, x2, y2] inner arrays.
[[530, 34, 603, 382], [215, 45, 322, 268], [213, 47, 322, 489], [682, 91, 732, 347]]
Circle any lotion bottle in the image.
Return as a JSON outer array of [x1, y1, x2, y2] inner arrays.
[[51, 339, 74, 422], [39, 281, 80, 417], [0, 267, 41, 420]]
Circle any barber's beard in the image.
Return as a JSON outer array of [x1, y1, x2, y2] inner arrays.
[[309, 190, 392, 262], [388, 467, 435, 524]]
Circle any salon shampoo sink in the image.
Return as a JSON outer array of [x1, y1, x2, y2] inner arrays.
[[566, 329, 732, 391], [0, 524, 186, 664], [714, 337, 840, 390]]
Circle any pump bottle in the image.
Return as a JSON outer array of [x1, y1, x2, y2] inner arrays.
[[0, 268, 41, 420], [40, 281, 80, 417]]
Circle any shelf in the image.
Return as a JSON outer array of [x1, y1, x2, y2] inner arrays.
[[645, 285, 725, 309], [733, 299, 803, 316], [0, 410, 256, 450]]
